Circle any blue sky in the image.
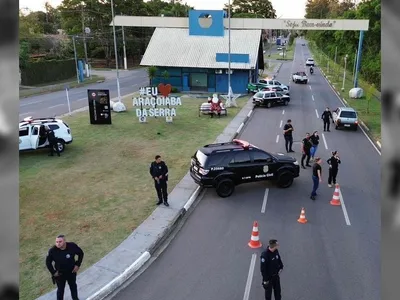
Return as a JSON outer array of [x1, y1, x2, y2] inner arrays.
[[19, 0, 307, 19]]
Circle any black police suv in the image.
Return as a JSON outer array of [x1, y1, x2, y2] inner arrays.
[[189, 139, 300, 198]]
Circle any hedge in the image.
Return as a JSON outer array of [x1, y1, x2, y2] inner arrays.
[[21, 59, 76, 86]]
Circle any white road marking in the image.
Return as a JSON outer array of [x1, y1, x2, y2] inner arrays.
[[309, 85, 312, 90], [20, 100, 44, 107], [279, 120, 283, 128], [339, 188, 351, 226], [322, 133, 328, 150], [19, 112, 33, 117], [315, 109, 319, 118], [77, 98, 87, 102], [312, 95, 315, 101], [282, 109, 285, 115], [319, 67, 381, 156], [243, 254, 257, 300], [261, 188, 269, 213], [276, 135, 279, 143], [48, 104, 64, 109]]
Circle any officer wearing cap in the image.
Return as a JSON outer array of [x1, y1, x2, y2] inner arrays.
[[260, 239, 284, 300]]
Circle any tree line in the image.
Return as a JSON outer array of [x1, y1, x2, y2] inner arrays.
[[303, 0, 380, 90], [19, 0, 277, 69]]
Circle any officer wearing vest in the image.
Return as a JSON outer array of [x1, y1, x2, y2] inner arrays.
[[260, 239, 284, 300], [149, 155, 169, 206]]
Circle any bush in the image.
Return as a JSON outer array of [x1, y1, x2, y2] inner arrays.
[[21, 59, 76, 86]]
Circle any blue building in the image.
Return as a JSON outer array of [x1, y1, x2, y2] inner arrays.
[[140, 10, 264, 94]]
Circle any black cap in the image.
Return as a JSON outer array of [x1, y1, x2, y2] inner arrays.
[[269, 239, 278, 247]]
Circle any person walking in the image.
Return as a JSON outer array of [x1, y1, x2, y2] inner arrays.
[[301, 133, 313, 169], [309, 131, 320, 161], [45, 125, 61, 157], [327, 151, 341, 187], [45, 234, 84, 300], [149, 155, 169, 206], [260, 239, 284, 300], [311, 157, 323, 200], [321, 107, 333, 132], [282, 119, 294, 153]]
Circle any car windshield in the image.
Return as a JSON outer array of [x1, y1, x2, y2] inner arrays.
[[299, 72, 306, 76], [340, 111, 357, 118], [255, 92, 264, 98], [195, 150, 208, 167], [308, 59, 314, 61]]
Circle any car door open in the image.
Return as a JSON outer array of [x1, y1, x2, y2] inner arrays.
[[29, 125, 41, 149]]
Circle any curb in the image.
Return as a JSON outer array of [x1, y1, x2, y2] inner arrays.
[[320, 72, 382, 153], [71, 103, 256, 300]]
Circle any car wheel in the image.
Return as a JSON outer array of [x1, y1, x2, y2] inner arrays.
[[277, 171, 294, 188], [54, 139, 65, 153], [266, 101, 272, 108], [216, 178, 235, 198], [284, 100, 289, 106]]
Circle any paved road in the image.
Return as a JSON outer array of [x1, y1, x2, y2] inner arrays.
[[19, 68, 148, 119], [113, 39, 380, 300]]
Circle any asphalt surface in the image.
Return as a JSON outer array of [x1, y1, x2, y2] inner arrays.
[[18, 68, 148, 119], [113, 38, 380, 300]]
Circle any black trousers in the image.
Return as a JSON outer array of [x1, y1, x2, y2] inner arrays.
[[328, 168, 339, 184], [264, 276, 281, 300], [49, 141, 61, 156], [55, 273, 78, 300], [301, 150, 311, 167], [155, 180, 168, 202], [323, 119, 330, 131], [284, 135, 293, 152]]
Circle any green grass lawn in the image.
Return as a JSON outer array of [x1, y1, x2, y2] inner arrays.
[[19, 75, 105, 99], [308, 43, 381, 142], [19, 94, 249, 300]]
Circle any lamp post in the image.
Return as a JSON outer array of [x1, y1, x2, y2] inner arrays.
[[227, 0, 231, 102], [341, 54, 348, 92], [110, 0, 122, 102]]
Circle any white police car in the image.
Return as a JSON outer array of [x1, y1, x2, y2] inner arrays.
[[19, 117, 73, 153]]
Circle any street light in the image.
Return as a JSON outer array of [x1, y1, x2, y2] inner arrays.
[[341, 54, 348, 92], [227, 0, 232, 103], [110, 0, 122, 102]]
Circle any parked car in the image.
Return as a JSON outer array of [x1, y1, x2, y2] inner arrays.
[[258, 79, 289, 91], [292, 71, 309, 84], [247, 82, 268, 93], [332, 107, 359, 131], [190, 139, 300, 197], [253, 91, 290, 108], [19, 117, 73, 152], [305, 58, 315, 66]]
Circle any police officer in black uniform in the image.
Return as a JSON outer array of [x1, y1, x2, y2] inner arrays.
[[282, 119, 294, 153], [321, 107, 333, 132], [149, 155, 169, 206], [46, 234, 84, 300], [261, 239, 284, 300], [46, 125, 61, 157]]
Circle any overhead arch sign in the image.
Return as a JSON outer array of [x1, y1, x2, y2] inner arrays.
[[111, 16, 369, 31]]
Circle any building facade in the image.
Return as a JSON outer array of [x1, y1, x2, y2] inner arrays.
[[140, 10, 264, 94]]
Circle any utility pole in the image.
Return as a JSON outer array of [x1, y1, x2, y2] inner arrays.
[[110, 0, 122, 102], [81, 4, 88, 67], [72, 36, 80, 84], [122, 26, 128, 70], [334, 46, 337, 65], [228, 0, 232, 102]]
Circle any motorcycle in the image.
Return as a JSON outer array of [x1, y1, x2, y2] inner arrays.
[[310, 67, 314, 74]]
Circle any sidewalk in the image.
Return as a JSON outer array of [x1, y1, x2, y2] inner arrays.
[[36, 97, 256, 300]]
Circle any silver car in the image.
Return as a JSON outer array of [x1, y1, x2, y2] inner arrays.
[[332, 107, 359, 131]]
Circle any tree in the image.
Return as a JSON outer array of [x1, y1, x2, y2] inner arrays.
[[224, 0, 276, 18], [148, 66, 157, 85], [162, 70, 170, 83]]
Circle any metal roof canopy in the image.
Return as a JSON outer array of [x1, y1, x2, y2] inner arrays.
[[110, 16, 369, 31]]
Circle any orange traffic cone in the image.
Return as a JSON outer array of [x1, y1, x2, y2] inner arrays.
[[297, 207, 308, 224], [248, 221, 262, 249], [330, 184, 341, 206]]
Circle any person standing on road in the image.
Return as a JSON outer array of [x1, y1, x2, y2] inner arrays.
[[309, 131, 320, 161], [327, 151, 341, 187], [321, 107, 333, 132], [261, 239, 284, 300], [311, 157, 323, 200], [149, 155, 169, 206], [45, 234, 84, 300], [301, 133, 313, 169], [45, 125, 61, 157], [282, 119, 294, 153]]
